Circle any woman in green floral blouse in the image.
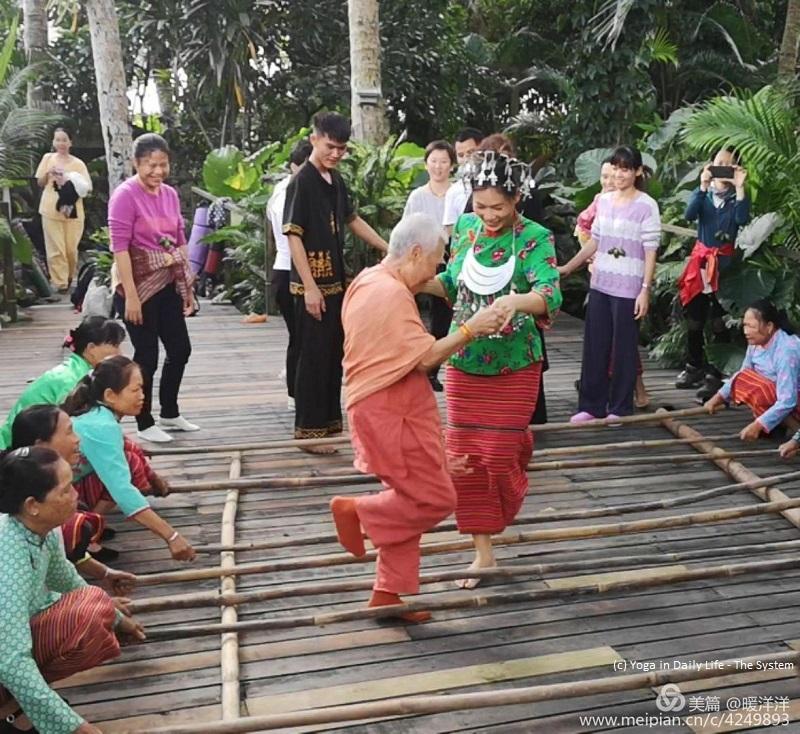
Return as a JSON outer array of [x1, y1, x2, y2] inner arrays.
[[0, 447, 144, 733], [424, 150, 562, 587]]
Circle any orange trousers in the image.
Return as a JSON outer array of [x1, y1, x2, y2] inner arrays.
[[349, 370, 456, 595]]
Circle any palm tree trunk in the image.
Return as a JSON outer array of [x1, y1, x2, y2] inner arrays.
[[778, 0, 800, 81], [85, 0, 132, 191], [348, 0, 389, 144], [21, 0, 47, 106]]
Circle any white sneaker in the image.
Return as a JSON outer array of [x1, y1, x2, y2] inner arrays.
[[137, 425, 174, 443], [287, 396, 295, 411], [158, 415, 201, 432]]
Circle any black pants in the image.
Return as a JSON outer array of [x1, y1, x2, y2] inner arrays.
[[429, 297, 453, 380], [273, 269, 298, 398], [578, 289, 638, 418], [685, 292, 728, 371], [293, 291, 344, 439], [115, 285, 192, 431], [530, 328, 548, 424]]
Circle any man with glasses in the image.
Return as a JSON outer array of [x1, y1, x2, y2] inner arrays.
[[283, 112, 387, 449]]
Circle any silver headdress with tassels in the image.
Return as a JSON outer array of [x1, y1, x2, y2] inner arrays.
[[462, 150, 534, 200]]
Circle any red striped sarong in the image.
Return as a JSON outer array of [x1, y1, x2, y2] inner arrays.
[[60, 509, 105, 562], [0, 586, 120, 705], [445, 363, 542, 534], [75, 436, 156, 510], [730, 368, 800, 422]]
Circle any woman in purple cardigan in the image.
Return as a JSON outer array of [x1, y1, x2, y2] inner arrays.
[[109, 134, 198, 444]]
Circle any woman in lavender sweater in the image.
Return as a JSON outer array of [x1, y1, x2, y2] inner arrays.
[[559, 146, 661, 422]]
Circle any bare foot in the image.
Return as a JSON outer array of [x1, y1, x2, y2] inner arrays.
[[455, 558, 497, 590], [634, 376, 650, 409], [301, 445, 339, 455], [149, 473, 171, 497]]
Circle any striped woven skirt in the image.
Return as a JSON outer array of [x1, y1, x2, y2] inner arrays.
[[0, 586, 120, 706], [445, 363, 542, 534], [730, 368, 800, 424], [75, 436, 156, 511]]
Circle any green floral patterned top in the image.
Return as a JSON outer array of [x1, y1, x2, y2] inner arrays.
[[0, 516, 87, 733], [438, 213, 562, 376]]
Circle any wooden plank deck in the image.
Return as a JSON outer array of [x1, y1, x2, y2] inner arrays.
[[2, 302, 800, 734]]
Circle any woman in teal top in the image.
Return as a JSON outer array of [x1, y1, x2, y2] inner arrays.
[[424, 150, 562, 588], [63, 356, 196, 563], [0, 316, 125, 449], [0, 446, 144, 734]]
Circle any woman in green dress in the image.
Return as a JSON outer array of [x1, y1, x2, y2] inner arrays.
[[424, 150, 562, 587]]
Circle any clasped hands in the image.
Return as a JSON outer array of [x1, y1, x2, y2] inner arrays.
[[467, 295, 519, 337]]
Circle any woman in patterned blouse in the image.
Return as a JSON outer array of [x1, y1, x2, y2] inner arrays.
[[0, 446, 144, 734], [706, 299, 800, 442], [423, 150, 562, 587]]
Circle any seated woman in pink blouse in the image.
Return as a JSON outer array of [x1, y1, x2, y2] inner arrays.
[[109, 134, 199, 444]]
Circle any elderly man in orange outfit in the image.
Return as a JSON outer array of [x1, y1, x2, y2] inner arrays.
[[331, 212, 503, 622]]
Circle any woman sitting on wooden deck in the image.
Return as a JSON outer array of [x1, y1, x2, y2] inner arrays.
[[705, 299, 800, 441], [0, 446, 144, 734], [63, 356, 196, 562], [11, 404, 137, 600]]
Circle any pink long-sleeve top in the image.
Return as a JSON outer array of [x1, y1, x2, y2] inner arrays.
[[108, 177, 186, 253]]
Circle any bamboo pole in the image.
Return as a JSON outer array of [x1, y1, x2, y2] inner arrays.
[[131, 536, 800, 614], [191, 469, 800, 554], [135, 650, 800, 733], [146, 406, 712, 458], [165, 444, 771, 495], [146, 436, 350, 456], [530, 448, 772, 472], [660, 412, 800, 529], [219, 452, 241, 721], [534, 432, 740, 459], [144, 555, 800, 640], [136, 492, 800, 587]]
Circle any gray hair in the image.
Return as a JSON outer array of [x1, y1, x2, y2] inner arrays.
[[388, 213, 444, 259]]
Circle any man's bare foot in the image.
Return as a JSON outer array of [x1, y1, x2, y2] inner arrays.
[[330, 496, 366, 557], [301, 444, 338, 455], [368, 590, 431, 623], [455, 558, 497, 590]]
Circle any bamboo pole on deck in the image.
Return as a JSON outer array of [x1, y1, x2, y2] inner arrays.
[[146, 406, 711, 457], [136, 492, 800, 587], [219, 452, 241, 721], [135, 650, 800, 733], [534, 431, 740, 459], [190, 469, 800, 554], [131, 536, 800, 613], [660, 411, 800, 529], [145, 555, 800, 640], [164, 444, 774, 494]]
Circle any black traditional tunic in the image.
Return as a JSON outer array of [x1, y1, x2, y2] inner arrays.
[[282, 161, 356, 439]]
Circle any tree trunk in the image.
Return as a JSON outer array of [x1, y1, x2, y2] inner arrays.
[[22, 0, 48, 106], [85, 0, 132, 191], [348, 0, 389, 145], [778, 0, 800, 81]]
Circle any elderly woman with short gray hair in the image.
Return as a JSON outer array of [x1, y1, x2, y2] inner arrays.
[[329, 213, 502, 622]]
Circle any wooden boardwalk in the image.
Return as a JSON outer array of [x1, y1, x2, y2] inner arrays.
[[2, 303, 800, 734]]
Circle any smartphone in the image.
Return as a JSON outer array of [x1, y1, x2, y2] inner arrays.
[[708, 165, 734, 179]]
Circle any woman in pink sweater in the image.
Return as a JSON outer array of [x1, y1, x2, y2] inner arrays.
[[109, 134, 198, 444]]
